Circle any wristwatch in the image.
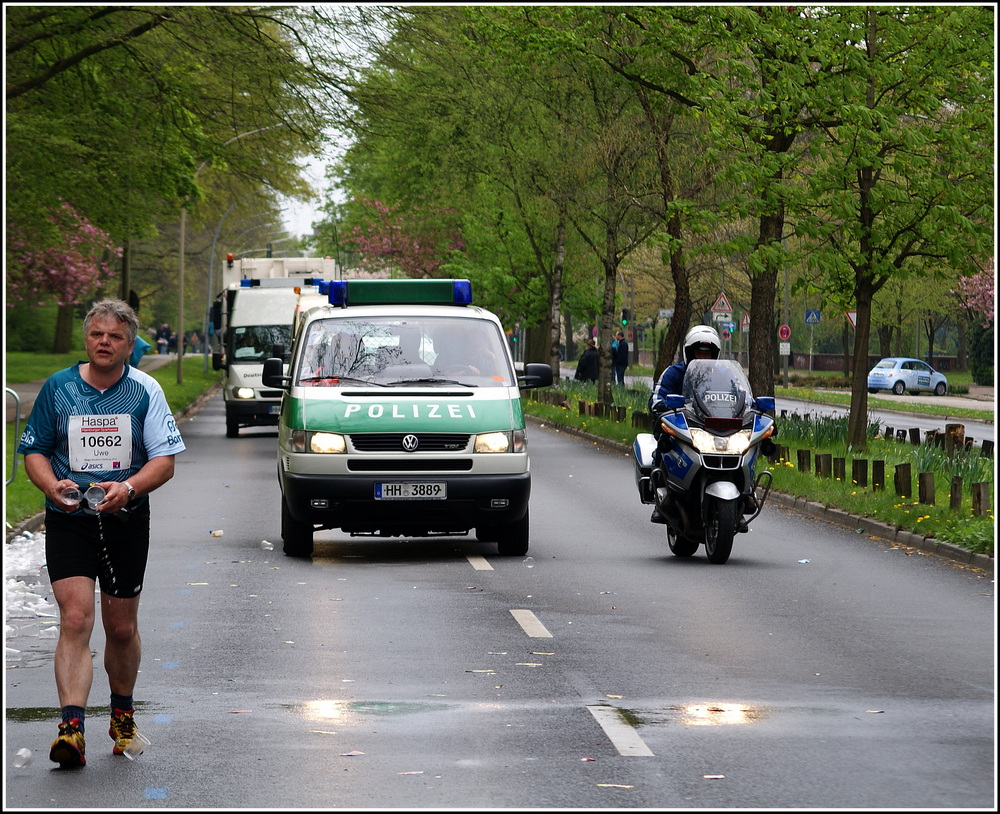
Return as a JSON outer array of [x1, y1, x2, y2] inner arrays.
[[124, 481, 136, 502]]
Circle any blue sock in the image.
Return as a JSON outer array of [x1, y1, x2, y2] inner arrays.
[[62, 705, 86, 733], [110, 692, 134, 712]]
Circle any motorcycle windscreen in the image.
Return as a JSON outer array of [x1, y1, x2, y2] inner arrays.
[[682, 359, 752, 420]]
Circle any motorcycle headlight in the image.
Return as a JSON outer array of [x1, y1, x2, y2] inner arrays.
[[690, 428, 752, 455]]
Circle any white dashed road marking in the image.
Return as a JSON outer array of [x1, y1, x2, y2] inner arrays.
[[587, 705, 655, 756], [509, 609, 553, 638], [466, 555, 493, 571]]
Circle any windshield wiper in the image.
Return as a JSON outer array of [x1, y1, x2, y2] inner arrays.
[[298, 376, 387, 387], [386, 377, 477, 387]]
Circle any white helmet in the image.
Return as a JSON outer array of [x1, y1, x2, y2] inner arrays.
[[683, 325, 721, 363]]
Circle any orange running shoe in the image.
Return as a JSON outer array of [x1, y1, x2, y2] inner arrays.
[[109, 708, 137, 756], [49, 718, 87, 767]]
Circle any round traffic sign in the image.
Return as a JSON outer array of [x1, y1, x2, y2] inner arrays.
[[721, 327, 731, 341], [778, 324, 791, 340]]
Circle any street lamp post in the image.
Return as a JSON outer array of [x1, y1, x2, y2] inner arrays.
[[177, 124, 284, 384]]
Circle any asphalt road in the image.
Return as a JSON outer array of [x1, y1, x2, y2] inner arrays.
[[4, 390, 995, 809]]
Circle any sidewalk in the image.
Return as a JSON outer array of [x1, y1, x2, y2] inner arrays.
[[5, 352, 194, 425]]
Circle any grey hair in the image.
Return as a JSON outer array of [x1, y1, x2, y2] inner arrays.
[[84, 299, 139, 345]]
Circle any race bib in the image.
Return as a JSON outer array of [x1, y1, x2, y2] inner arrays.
[[68, 414, 133, 473]]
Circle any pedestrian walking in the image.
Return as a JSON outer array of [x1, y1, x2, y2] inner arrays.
[[16, 299, 186, 768]]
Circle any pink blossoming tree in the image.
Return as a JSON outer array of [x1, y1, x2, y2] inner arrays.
[[956, 258, 995, 328], [6, 201, 121, 308], [347, 197, 464, 277]]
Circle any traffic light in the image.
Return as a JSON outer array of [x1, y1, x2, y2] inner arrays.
[[620, 308, 630, 327]]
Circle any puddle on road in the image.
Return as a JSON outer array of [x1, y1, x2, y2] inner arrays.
[[283, 699, 456, 723], [609, 701, 772, 728], [6, 701, 158, 723]]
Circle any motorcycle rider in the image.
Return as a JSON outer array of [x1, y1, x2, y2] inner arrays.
[[647, 324, 722, 524]]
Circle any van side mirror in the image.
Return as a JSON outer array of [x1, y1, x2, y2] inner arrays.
[[262, 357, 290, 389], [212, 351, 227, 372], [518, 363, 553, 390], [211, 301, 222, 331]]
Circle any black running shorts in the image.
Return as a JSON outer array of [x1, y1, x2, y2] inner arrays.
[[44, 503, 151, 599]]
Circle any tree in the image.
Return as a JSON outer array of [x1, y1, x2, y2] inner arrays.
[[6, 5, 330, 338], [956, 258, 995, 386], [794, 6, 994, 446]]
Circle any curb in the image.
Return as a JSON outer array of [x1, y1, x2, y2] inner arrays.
[[778, 394, 995, 425], [525, 414, 994, 575]]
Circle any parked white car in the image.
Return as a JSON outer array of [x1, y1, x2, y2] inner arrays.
[[867, 357, 948, 396]]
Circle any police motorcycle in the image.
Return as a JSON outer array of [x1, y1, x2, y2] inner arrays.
[[633, 359, 777, 564]]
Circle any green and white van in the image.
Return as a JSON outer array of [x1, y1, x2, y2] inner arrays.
[[262, 278, 553, 558]]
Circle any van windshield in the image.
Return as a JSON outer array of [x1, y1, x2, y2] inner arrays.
[[229, 325, 292, 362], [296, 316, 514, 387]]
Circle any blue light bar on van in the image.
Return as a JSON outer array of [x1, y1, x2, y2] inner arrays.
[[326, 279, 473, 307]]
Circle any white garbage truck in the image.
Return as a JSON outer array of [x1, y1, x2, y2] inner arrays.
[[212, 257, 339, 437]]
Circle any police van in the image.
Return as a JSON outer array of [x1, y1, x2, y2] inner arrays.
[[262, 278, 552, 558]]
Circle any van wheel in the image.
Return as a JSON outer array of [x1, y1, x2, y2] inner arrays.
[[226, 414, 240, 438], [281, 496, 313, 557], [496, 510, 529, 556]]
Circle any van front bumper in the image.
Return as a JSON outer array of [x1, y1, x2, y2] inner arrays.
[[279, 470, 531, 535]]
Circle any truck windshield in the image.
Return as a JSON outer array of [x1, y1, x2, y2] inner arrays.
[[229, 325, 292, 362], [296, 316, 514, 387]]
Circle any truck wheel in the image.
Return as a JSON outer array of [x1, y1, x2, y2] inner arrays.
[[226, 413, 240, 438], [496, 510, 529, 556], [281, 496, 313, 557]]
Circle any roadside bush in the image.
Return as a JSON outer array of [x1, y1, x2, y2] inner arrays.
[[969, 322, 994, 386]]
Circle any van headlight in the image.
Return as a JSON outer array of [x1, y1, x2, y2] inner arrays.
[[475, 430, 525, 453], [291, 430, 346, 453], [690, 429, 751, 455], [234, 387, 255, 399]]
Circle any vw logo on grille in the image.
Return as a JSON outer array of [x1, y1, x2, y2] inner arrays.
[[401, 434, 419, 452]]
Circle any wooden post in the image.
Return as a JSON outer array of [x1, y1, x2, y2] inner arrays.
[[949, 476, 963, 510], [833, 457, 846, 482], [908, 427, 921, 445], [981, 439, 994, 458], [883, 426, 893, 441], [894, 463, 912, 498], [851, 458, 868, 487], [896, 429, 907, 442], [918, 472, 935, 505], [816, 453, 832, 478], [971, 482, 991, 517], [578, 400, 588, 416], [797, 449, 811, 473], [872, 460, 884, 491]]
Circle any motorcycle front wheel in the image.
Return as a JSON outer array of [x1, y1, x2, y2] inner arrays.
[[667, 525, 699, 558], [704, 497, 739, 564]]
